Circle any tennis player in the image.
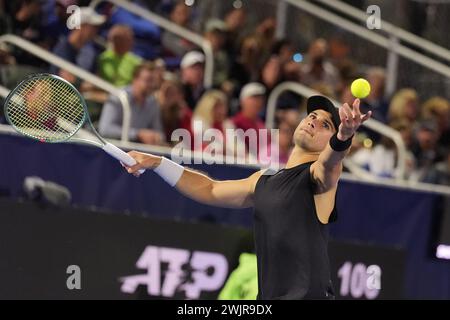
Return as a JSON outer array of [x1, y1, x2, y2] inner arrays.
[[125, 95, 371, 299]]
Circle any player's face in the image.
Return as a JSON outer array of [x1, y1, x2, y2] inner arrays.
[[293, 109, 336, 152]]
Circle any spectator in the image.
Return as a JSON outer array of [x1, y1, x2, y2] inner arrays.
[[161, 1, 196, 57], [41, 0, 78, 49], [277, 60, 303, 111], [362, 67, 389, 123], [150, 58, 167, 93], [388, 88, 419, 124], [421, 97, 450, 148], [328, 34, 351, 67], [232, 83, 267, 158], [108, 3, 161, 60], [98, 24, 142, 87], [233, 83, 267, 131], [260, 56, 282, 92], [271, 39, 295, 66], [410, 120, 445, 181], [223, 7, 248, 61], [351, 120, 416, 179], [328, 34, 356, 91], [228, 36, 263, 102], [50, 7, 106, 82], [3, 0, 41, 42], [204, 19, 230, 88], [180, 51, 206, 110], [253, 17, 277, 65], [301, 38, 339, 93], [260, 53, 303, 113], [192, 90, 237, 155], [98, 62, 164, 145], [156, 78, 193, 146], [1, 0, 46, 66], [423, 150, 450, 186]]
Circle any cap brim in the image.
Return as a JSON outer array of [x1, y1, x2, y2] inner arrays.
[[306, 95, 340, 131]]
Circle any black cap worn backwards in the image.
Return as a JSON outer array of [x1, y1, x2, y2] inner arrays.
[[306, 95, 341, 131]]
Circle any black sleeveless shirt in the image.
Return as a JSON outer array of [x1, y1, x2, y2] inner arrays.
[[253, 161, 337, 300]]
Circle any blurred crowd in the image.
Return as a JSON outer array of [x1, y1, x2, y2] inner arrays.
[[0, 0, 449, 185]]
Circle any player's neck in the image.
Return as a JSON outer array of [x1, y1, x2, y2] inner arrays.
[[285, 145, 319, 169]]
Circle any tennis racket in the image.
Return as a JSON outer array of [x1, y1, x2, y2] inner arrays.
[[3, 73, 145, 174]]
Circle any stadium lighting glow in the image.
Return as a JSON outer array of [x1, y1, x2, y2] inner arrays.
[[233, 0, 243, 9], [436, 245, 450, 260], [293, 53, 303, 63]]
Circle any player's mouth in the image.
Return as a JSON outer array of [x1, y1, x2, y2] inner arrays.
[[300, 128, 313, 136]]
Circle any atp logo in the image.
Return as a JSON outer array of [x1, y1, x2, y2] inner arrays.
[[120, 246, 229, 299]]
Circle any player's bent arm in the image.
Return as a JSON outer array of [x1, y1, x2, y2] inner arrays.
[[312, 99, 371, 194], [125, 151, 263, 208]]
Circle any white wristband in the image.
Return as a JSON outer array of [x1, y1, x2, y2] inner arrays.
[[153, 157, 184, 187]]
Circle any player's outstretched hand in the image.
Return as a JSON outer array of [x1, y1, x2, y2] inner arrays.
[[337, 98, 372, 141]]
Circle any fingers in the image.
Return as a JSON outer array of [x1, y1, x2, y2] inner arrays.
[[342, 101, 369, 125], [340, 103, 351, 120], [339, 105, 347, 121], [123, 151, 143, 177], [352, 99, 362, 119], [361, 110, 372, 122], [341, 103, 354, 126], [127, 162, 144, 174], [127, 150, 140, 159]]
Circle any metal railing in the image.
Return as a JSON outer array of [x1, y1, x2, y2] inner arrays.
[[265, 82, 408, 180], [314, 0, 450, 63], [276, 0, 450, 96], [89, 0, 214, 88], [0, 34, 132, 142], [0, 84, 9, 98]]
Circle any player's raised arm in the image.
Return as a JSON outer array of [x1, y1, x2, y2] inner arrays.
[[311, 98, 371, 193], [124, 152, 263, 208]]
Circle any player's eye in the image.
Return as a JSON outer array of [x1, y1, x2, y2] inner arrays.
[[323, 122, 330, 130]]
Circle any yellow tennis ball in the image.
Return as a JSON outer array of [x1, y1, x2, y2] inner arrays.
[[351, 78, 371, 99]]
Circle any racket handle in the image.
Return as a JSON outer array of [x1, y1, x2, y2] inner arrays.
[[102, 143, 145, 174]]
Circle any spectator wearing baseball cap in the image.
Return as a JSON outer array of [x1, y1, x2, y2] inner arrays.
[[181, 51, 207, 110], [50, 7, 106, 82], [232, 83, 268, 157]]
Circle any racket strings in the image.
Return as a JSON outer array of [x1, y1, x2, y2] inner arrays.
[[6, 76, 85, 142], [8, 79, 60, 139]]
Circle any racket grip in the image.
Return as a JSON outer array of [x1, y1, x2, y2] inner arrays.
[[102, 143, 145, 174]]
